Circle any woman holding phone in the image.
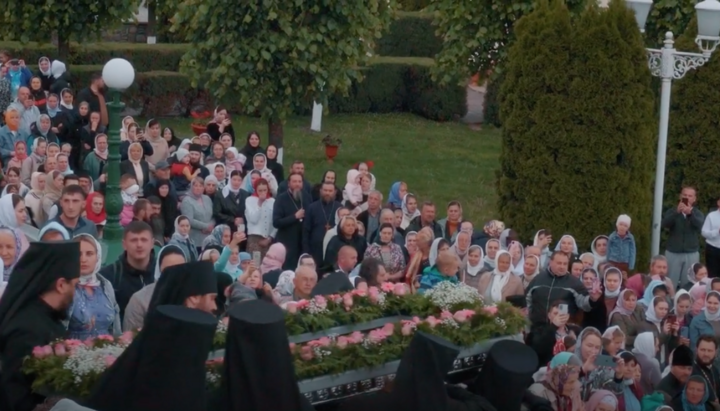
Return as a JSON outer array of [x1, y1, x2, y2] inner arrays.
[[525, 300, 580, 367], [639, 296, 678, 366]]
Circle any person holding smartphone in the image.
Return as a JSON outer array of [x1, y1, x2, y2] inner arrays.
[[662, 186, 704, 287], [525, 301, 580, 367]]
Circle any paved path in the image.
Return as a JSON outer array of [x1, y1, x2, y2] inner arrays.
[[462, 85, 486, 124]]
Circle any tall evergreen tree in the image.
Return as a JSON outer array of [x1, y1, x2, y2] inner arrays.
[[498, 0, 655, 264]]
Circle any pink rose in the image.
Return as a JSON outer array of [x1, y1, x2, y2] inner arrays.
[[352, 288, 367, 297], [32, 346, 47, 358], [64, 339, 83, 348], [317, 337, 331, 347], [53, 343, 67, 356], [336, 336, 349, 349], [401, 324, 414, 336], [368, 329, 387, 343], [412, 316, 422, 324], [41, 345, 53, 357], [329, 294, 343, 304], [483, 305, 498, 315], [393, 283, 407, 296], [104, 355, 116, 367], [453, 311, 469, 323], [119, 331, 134, 345], [300, 346, 314, 361], [98, 335, 114, 342], [368, 287, 380, 303], [348, 331, 364, 344], [221, 316, 230, 325], [83, 338, 95, 347], [289, 343, 296, 351], [381, 282, 395, 293], [382, 323, 395, 336], [286, 302, 298, 314], [314, 295, 327, 309], [440, 310, 453, 320], [296, 300, 310, 310], [343, 294, 354, 311], [425, 316, 439, 328]]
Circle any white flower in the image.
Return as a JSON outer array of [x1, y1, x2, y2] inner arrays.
[[424, 282, 482, 310], [307, 298, 329, 315], [216, 321, 228, 333], [62, 344, 127, 385], [206, 370, 221, 384]]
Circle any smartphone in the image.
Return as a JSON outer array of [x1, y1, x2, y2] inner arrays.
[[558, 304, 568, 315], [237, 224, 245, 233], [252, 251, 261, 267], [594, 354, 616, 368], [666, 314, 677, 324], [682, 198, 689, 206], [681, 326, 689, 339]]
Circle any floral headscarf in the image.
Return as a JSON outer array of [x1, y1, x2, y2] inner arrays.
[[483, 220, 505, 238], [543, 363, 582, 411], [202, 224, 230, 249]]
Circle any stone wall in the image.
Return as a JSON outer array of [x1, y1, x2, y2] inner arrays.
[[102, 23, 149, 43]]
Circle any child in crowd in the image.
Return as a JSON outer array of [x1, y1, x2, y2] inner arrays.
[[607, 214, 636, 273], [171, 148, 200, 195], [418, 250, 459, 294], [224, 147, 245, 173], [119, 174, 139, 227], [343, 169, 362, 207]]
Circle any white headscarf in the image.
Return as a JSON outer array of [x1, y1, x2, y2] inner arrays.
[[554, 234, 579, 255], [51, 61, 66, 79], [465, 245, 484, 277], [602, 325, 626, 351], [603, 267, 623, 298], [428, 238, 445, 267], [644, 296, 664, 325], [704, 291, 720, 322], [489, 250, 512, 303], [74, 234, 102, 287], [0, 195, 20, 228], [275, 270, 296, 296], [508, 240, 524, 276], [632, 331, 657, 360], [154, 244, 188, 281], [483, 239, 500, 269]]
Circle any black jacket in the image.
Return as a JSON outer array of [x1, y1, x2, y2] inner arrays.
[[119, 159, 151, 195], [525, 323, 581, 367], [99, 251, 156, 319], [212, 189, 248, 233], [324, 233, 367, 274], [406, 215, 443, 240], [526, 268, 594, 326]]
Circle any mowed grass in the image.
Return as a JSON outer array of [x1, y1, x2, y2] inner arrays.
[[156, 113, 501, 223]]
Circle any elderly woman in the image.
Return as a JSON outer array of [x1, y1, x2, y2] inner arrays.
[[180, 177, 215, 253], [120, 142, 150, 197]]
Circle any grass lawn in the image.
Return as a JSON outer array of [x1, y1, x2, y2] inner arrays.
[[157, 113, 501, 224]]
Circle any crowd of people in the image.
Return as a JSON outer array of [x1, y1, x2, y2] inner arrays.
[[0, 53, 719, 411]]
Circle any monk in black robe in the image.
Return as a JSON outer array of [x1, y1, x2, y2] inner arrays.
[[657, 345, 694, 400], [273, 172, 311, 270], [0, 241, 81, 411], [302, 182, 341, 267]]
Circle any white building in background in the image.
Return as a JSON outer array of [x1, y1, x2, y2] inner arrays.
[[133, 1, 149, 23]]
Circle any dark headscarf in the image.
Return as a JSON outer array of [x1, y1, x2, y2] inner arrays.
[[239, 131, 264, 159], [163, 127, 182, 151], [220, 300, 314, 411], [0, 241, 80, 332], [85, 305, 217, 411], [149, 179, 178, 238], [147, 261, 217, 315]]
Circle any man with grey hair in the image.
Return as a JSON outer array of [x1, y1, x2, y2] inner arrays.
[[648, 254, 676, 297], [277, 265, 317, 305], [357, 190, 383, 242]]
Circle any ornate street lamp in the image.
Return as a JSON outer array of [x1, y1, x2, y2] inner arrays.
[[625, 0, 720, 256], [101, 58, 135, 263]]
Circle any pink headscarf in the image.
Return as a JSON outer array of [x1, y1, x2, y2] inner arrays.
[[260, 243, 286, 274], [585, 390, 618, 411], [625, 274, 646, 299], [690, 279, 710, 316]]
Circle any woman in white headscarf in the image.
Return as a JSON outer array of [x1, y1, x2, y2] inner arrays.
[[482, 238, 501, 273], [400, 193, 420, 230], [428, 238, 450, 267], [508, 240, 525, 276], [66, 234, 121, 339], [631, 331, 662, 395], [0, 226, 23, 281], [82, 133, 108, 182], [451, 230, 471, 260], [24, 172, 46, 227], [241, 153, 278, 196], [477, 250, 523, 304], [462, 244, 484, 290], [591, 235, 609, 269], [555, 234, 579, 261], [520, 255, 540, 289], [21, 137, 46, 185], [167, 215, 199, 262], [0, 195, 30, 253]]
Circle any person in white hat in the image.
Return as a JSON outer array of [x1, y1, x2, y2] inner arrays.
[[607, 214, 636, 275]]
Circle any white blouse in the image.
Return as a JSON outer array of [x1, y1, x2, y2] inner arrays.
[[702, 210, 720, 249], [245, 196, 278, 239]]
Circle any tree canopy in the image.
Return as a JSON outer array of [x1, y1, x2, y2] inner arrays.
[[498, 0, 655, 264], [0, 0, 139, 59], [172, 0, 395, 146], [644, 0, 696, 47], [429, 0, 588, 84]]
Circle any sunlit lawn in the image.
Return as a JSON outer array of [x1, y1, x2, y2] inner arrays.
[[157, 113, 501, 223]]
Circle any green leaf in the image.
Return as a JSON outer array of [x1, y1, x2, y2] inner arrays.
[[261, 50, 271, 60]]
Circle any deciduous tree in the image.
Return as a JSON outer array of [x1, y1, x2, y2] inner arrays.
[[172, 0, 394, 152], [0, 0, 139, 60]]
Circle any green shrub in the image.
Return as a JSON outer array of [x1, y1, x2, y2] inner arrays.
[[376, 12, 442, 58], [498, 0, 655, 264], [329, 57, 466, 121], [0, 41, 187, 72], [666, 17, 720, 211], [483, 72, 504, 127], [397, 0, 431, 11]]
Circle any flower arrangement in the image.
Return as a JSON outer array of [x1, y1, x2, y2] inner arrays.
[[321, 134, 342, 147], [23, 332, 135, 398], [424, 281, 483, 311]]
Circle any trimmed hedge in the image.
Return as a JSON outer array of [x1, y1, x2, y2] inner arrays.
[[68, 57, 466, 121], [376, 12, 441, 58], [328, 57, 466, 121], [0, 41, 186, 72], [498, 0, 655, 266], [398, 0, 431, 11]]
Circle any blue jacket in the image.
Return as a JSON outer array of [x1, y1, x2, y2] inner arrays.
[[0, 126, 27, 168], [607, 231, 636, 270], [4, 67, 32, 98], [689, 311, 717, 353], [417, 265, 458, 294]]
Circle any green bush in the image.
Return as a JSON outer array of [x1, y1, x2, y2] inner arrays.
[[376, 12, 441, 58], [397, 0, 431, 11], [497, 0, 655, 264], [0, 41, 186, 72], [666, 17, 720, 211], [483, 72, 504, 127], [329, 57, 466, 121]]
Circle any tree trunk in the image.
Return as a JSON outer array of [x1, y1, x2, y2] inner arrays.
[[57, 33, 70, 62], [268, 117, 284, 164], [147, 0, 156, 43]]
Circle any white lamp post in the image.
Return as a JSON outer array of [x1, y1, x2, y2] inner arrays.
[[101, 58, 135, 263], [626, 0, 720, 257]]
